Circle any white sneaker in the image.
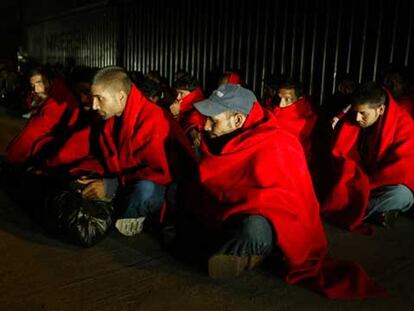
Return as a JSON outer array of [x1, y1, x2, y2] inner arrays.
[[21, 112, 32, 119], [115, 217, 146, 236]]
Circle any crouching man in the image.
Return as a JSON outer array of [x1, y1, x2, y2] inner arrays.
[[178, 84, 385, 299]]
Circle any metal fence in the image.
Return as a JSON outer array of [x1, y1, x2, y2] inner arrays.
[[26, 0, 413, 105]]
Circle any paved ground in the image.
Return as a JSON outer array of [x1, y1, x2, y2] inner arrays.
[[0, 111, 414, 310]]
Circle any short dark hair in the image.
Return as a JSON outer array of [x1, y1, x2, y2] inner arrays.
[[137, 78, 162, 98], [173, 72, 199, 91], [93, 66, 131, 95], [351, 82, 386, 108], [28, 66, 50, 81], [278, 78, 304, 98]]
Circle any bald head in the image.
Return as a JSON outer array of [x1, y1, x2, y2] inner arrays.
[[91, 66, 132, 119], [93, 66, 132, 95]]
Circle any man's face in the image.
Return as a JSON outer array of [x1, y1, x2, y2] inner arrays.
[[30, 74, 50, 100], [91, 83, 124, 119], [176, 89, 191, 101], [204, 111, 238, 138], [77, 82, 93, 108], [278, 88, 298, 108], [353, 103, 385, 128]]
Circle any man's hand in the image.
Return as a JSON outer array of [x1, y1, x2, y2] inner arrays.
[[189, 128, 202, 147], [76, 177, 107, 201], [169, 100, 181, 118]]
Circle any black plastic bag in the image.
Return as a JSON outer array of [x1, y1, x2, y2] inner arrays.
[[45, 181, 114, 247]]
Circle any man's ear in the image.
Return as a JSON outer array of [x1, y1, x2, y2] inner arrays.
[[378, 104, 386, 115], [234, 113, 247, 129], [119, 90, 127, 103]]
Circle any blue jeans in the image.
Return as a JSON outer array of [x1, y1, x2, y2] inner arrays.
[[117, 180, 166, 219], [216, 215, 274, 257], [364, 184, 414, 219]]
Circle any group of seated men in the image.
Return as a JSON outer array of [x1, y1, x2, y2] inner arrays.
[[2, 64, 414, 299]]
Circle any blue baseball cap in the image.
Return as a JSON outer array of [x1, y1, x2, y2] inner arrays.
[[194, 84, 256, 117]]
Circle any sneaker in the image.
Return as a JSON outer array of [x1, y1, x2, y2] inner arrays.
[[365, 210, 400, 228], [208, 254, 264, 279], [115, 217, 146, 236], [21, 112, 32, 119]]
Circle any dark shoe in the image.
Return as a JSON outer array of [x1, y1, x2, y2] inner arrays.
[[208, 254, 264, 279], [365, 210, 400, 228]]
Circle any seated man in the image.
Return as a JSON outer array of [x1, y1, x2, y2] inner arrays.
[[90, 66, 195, 236], [169, 73, 205, 148], [6, 67, 79, 167], [179, 84, 383, 298], [321, 82, 414, 230], [270, 78, 318, 162]]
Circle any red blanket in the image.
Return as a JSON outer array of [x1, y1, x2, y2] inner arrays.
[[191, 102, 384, 298], [177, 87, 206, 133], [271, 96, 318, 160], [321, 94, 414, 231], [226, 72, 243, 85], [100, 85, 195, 186], [6, 80, 79, 165], [44, 110, 105, 177]]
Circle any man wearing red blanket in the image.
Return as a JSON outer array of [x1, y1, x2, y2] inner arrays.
[[270, 79, 318, 161], [321, 82, 414, 230], [90, 67, 195, 236], [184, 84, 384, 299], [169, 73, 205, 149], [6, 67, 79, 167]]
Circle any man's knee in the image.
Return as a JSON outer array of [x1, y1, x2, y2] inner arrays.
[[238, 215, 274, 246], [119, 180, 166, 217]]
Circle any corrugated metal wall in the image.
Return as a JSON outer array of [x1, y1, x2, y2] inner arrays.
[[27, 5, 118, 68], [26, 0, 413, 105]]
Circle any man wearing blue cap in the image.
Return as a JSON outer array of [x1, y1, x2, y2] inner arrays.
[[175, 84, 385, 299]]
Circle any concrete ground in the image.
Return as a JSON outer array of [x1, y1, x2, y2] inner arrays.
[[0, 110, 414, 310]]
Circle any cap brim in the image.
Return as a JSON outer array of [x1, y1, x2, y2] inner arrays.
[[194, 99, 228, 117]]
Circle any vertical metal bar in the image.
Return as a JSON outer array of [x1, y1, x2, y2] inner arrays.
[[260, 0, 270, 99], [405, 0, 414, 66], [290, 0, 298, 77], [191, 2, 197, 76], [309, 0, 318, 96], [320, 0, 330, 106], [216, 0, 222, 69], [174, 4, 180, 74], [195, 1, 202, 79], [179, 1, 185, 70], [280, 1, 288, 74], [332, 0, 343, 93], [373, 0, 384, 81], [300, 0, 308, 82], [358, 0, 369, 83], [346, 0, 355, 73], [186, 0, 192, 73], [237, 0, 244, 70], [389, 0, 400, 63], [139, 2, 144, 72], [245, 1, 252, 84], [202, 0, 208, 88], [229, 0, 236, 69], [222, 0, 229, 71], [270, 0, 279, 74], [169, 5, 174, 83], [209, 0, 216, 71], [252, 1, 261, 91]]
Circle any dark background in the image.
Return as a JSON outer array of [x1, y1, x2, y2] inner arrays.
[[1, 0, 413, 104]]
